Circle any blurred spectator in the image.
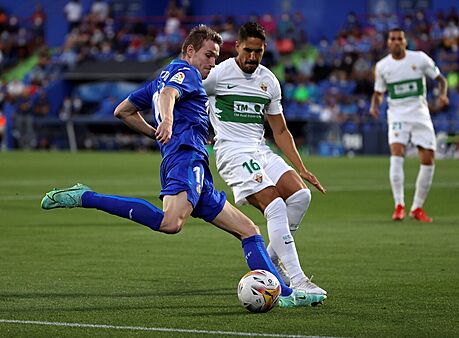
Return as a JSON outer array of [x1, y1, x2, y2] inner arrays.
[[312, 55, 331, 82], [7, 15, 19, 34], [31, 3, 46, 47], [293, 82, 310, 104], [64, 0, 83, 32], [0, 8, 7, 31], [14, 88, 36, 149], [259, 13, 276, 36], [283, 57, 299, 82], [442, 19, 459, 48], [219, 16, 237, 59], [33, 90, 50, 117], [91, 0, 110, 23], [277, 13, 293, 39], [446, 7, 458, 24], [165, 0, 183, 35], [28, 50, 56, 88], [59, 95, 82, 120], [6, 79, 25, 101], [320, 93, 340, 123], [59, 42, 79, 69]]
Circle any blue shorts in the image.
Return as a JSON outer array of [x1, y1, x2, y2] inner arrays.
[[159, 148, 226, 222]]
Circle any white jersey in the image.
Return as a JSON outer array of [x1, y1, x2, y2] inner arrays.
[[374, 50, 440, 123], [203, 58, 283, 152]]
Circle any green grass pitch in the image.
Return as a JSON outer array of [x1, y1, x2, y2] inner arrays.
[[1, 151, 458, 337]]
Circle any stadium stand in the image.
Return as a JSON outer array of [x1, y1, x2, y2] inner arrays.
[[0, 0, 457, 156]]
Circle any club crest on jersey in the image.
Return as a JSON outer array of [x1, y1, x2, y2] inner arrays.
[[254, 173, 263, 183], [411, 64, 417, 71], [260, 82, 268, 92], [170, 72, 185, 84], [196, 183, 201, 195]]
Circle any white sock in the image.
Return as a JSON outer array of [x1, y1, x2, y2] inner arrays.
[[285, 188, 311, 235], [411, 164, 435, 211], [390, 156, 405, 206], [264, 197, 305, 282]]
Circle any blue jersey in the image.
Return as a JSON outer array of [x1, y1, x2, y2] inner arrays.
[[128, 59, 209, 159]]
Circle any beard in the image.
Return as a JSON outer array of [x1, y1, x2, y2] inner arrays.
[[241, 62, 259, 73]]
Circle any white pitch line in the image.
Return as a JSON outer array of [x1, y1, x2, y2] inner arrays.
[[0, 319, 336, 338]]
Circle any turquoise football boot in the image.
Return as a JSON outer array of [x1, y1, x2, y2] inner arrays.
[[278, 289, 327, 308], [41, 183, 91, 209]]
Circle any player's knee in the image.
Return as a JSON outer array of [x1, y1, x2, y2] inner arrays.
[[285, 188, 311, 233], [160, 223, 182, 234], [234, 214, 260, 238], [159, 219, 185, 234], [289, 188, 311, 208], [241, 222, 260, 238]]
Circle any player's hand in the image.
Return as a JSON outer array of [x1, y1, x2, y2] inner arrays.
[[155, 120, 172, 144], [437, 95, 449, 109], [369, 106, 379, 119], [300, 170, 326, 194], [150, 127, 157, 139]]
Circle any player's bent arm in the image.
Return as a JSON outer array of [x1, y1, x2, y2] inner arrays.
[[114, 98, 156, 139], [435, 74, 449, 107], [369, 91, 383, 118], [267, 114, 326, 194], [155, 86, 179, 144], [267, 114, 305, 173], [211, 201, 260, 240]]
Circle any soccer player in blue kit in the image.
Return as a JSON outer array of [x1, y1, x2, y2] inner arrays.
[[41, 25, 326, 308]]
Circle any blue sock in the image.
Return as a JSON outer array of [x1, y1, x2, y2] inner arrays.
[[81, 191, 163, 231], [241, 234, 292, 297]]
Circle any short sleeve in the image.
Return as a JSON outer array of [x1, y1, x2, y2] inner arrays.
[[266, 78, 283, 115], [374, 63, 386, 93], [128, 82, 154, 111], [420, 52, 441, 80], [165, 67, 200, 99]]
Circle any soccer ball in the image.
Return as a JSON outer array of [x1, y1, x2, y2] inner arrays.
[[237, 269, 281, 313]]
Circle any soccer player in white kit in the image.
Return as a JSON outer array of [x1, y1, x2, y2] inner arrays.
[[203, 22, 327, 295], [370, 28, 449, 222]]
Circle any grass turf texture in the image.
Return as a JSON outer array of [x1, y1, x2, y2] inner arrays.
[[0, 152, 458, 337]]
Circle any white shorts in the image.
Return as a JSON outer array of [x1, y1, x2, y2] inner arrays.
[[215, 144, 294, 206], [388, 120, 436, 151]]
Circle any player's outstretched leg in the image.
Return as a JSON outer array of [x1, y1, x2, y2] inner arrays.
[[41, 183, 164, 231]]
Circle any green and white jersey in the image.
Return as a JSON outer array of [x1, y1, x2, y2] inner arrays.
[[374, 50, 440, 123], [203, 58, 282, 151]]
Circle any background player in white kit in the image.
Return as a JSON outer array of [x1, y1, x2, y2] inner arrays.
[[204, 22, 327, 295], [370, 28, 449, 222]]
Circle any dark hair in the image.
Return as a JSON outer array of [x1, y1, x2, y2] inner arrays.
[[238, 22, 266, 42], [388, 27, 404, 33], [386, 27, 405, 40], [181, 25, 223, 54]]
